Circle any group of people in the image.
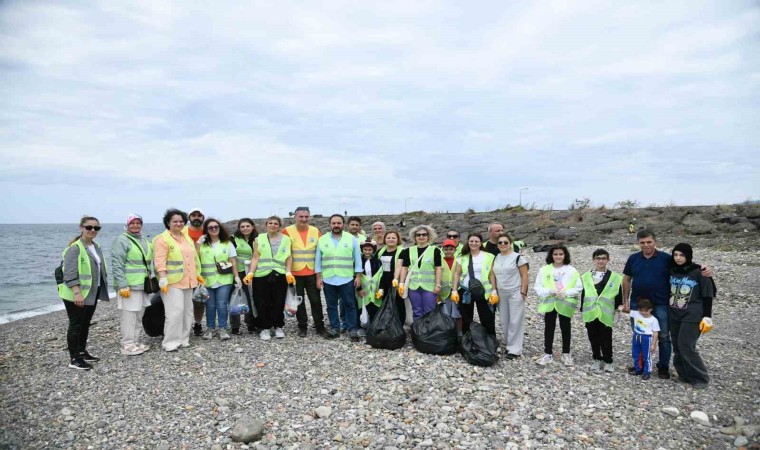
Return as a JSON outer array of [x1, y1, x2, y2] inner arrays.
[[57, 209, 716, 390]]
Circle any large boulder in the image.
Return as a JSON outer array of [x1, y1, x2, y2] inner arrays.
[[683, 215, 716, 235]]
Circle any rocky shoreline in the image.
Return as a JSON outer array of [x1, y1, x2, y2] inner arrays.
[[1, 244, 759, 449]]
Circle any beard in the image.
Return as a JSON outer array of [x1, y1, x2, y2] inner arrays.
[[191, 219, 203, 227]]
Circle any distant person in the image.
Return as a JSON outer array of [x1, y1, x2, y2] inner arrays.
[[283, 206, 327, 338], [483, 223, 505, 255], [231, 218, 258, 335], [534, 244, 581, 367], [398, 225, 443, 321], [629, 298, 659, 380], [492, 233, 529, 359], [377, 230, 405, 324], [186, 207, 206, 337], [58, 216, 109, 370], [371, 221, 387, 246], [154, 208, 204, 352], [669, 243, 715, 389], [452, 233, 498, 336], [398, 218, 406, 228], [580, 248, 622, 372], [111, 214, 153, 356], [628, 222, 635, 234], [445, 230, 464, 258]]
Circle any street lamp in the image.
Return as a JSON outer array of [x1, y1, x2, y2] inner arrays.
[[519, 188, 529, 207], [404, 197, 413, 213]]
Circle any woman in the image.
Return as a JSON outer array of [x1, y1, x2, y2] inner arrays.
[[377, 230, 405, 323], [534, 244, 582, 367], [243, 216, 294, 340], [111, 214, 153, 356], [398, 225, 442, 321], [231, 218, 257, 335], [439, 240, 461, 335], [154, 208, 204, 352], [492, 233, 529, 359], [371, 222, 387, 246], [452, 233, 498, 336], [57, 216, 109, 370], [669, 243, 715, 389], [197, 219, 240, 341]]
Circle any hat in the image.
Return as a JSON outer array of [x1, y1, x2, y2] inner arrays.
[[360, 239, 377, 250], [188, 207, 205, 216], [125, 214, 143, 226], [442, 239, 457, 248], [672, 243, 693, 265]]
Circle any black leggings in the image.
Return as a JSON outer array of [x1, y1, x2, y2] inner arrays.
[[252, 273, 288, 329], [586, 319, 613, 363], [63, 299, 98, 358], [458, 289, 496, 336], [544, 310, 571, 354]]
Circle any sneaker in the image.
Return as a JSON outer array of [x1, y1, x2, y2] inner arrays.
[[325, 329, 339, 339], [658, 367, 671, 379], [536, 354, 553, 366], [274, 328, 285, 339], [193, 323, 203, 336], [642, 373, 651, 380], [260, 329, 272, 341], [357, 328, 367, 337], [629, 370, 642, 376], [604, 363, 614, 373], [219, 329, 231, 340], [82, 351, 100, 363], [136, 343, 151, 352], [505, 353, 520, 360], [230, 328, 241, 335], [297, 328, 307, 338], [68, 357, 92, 370], [349, 329, 360, 342], [315, 327, 328, 337], [121, 344, 144, 356], [561, 353, 574, 367], [179, 342, 190, 348], [590, 360, 603, 372], [202, 329, 214, 340]]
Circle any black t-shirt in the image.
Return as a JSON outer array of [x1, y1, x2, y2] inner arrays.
[[483, 241, 499, 256], [669, 266, 716, 322], [399, 246, 442, 268], [580, 270, 623, 310], [377, 247, 400, 292]]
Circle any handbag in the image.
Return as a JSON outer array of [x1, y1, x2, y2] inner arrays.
[[214, 243, 234, 275], [125, 235, 159, 294], [467, 255, 485, 300]]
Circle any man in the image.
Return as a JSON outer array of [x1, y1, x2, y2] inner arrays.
[[186, 207, 206, 336], [282, 206, 327, 338], [316, 214, 363, 341], [483, 223, 504, 255], [445, 230, 464, 258], [622, 230, 711, 379], [347, 216, 367, 241]]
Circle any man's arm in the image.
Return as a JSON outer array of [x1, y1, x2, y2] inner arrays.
[[622, 275, 632, 311]]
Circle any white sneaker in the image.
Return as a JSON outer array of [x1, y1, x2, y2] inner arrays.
[[260, 329, 271, 341], [590, 360, 602, 372], [120, 344, 144, 356], [219, 329, 231, 340], [536, 354, 553, 366], [604, 363, 614, 373], [274, 328, 285, 339], [202, 329, 214, 340], [357, 328, 367, 337], [136, 343, 150, 352], [562, 353, 574, 367]]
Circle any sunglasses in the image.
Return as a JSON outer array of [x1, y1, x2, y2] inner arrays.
[[83, 225, 101, 231], [207, 226, 220, 230], [415, 233, 428, 237], [497, 241, 510, 245], [447, 234, 459, 238]]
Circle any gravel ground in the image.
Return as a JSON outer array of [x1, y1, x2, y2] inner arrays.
[[1, 245, 758, 449]]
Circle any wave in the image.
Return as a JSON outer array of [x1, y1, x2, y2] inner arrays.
[[0, 303, 66, 325]]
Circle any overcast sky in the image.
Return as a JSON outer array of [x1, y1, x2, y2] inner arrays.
[[1, 1, 758, 223]]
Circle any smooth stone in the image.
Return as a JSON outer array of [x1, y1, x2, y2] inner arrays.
[[230, 415, 265, 443], [690, 411, 710, 427], [662, 407, 680, 417], [314, 406, 332, 419], [734, 436, 748, 447]]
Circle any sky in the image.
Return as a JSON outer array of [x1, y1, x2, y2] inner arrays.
[[1, 1, 758, 223]]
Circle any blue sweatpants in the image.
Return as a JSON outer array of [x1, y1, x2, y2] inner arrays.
[[632, 333, 653, 375]]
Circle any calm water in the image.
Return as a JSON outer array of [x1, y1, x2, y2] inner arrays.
[[0, 223, 166, 324]]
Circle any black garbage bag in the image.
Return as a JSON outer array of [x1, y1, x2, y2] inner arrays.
[[366, 290, 406, 350], [411, 304, 458, 355], [460, 323, 498, 366], [142, 293, 165, 337]]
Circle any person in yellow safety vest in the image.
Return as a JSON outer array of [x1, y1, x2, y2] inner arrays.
[[342, 216, 367, 327], [282, 206, 327, 338], [534, 244, 582, 367], [153, 208, 204, 352], [243, 216, 294, 341], [580, 248, 623, 373], [439, 240, 462, 337], [444, 230, 464, 259], [58, 216, 110, 370], [185, 207, 206, 336], [451, 233, 499, 336], [356, 240, 383, 336], [111, 213, 153, 356], [230, 218, 258, 335], [316, 214, 363, 340], [398, 225, 443, 322], [377, 230, 406, 324]]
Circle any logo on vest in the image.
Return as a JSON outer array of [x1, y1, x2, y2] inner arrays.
[[309, 238, 315, 242]]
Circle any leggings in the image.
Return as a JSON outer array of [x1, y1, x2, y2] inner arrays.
[[544, 310, 571, 354]]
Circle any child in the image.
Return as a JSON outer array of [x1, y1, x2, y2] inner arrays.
[[439, 240, 462, 338], [356, 240, 383, 335], [534, 244, 582, 367], [580, 249, 623, 373], [629, 298, 660, 380]]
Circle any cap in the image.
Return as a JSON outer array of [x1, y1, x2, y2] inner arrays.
[[360, 239, 377, 250], [442, 239, 457, 248], [189, 207, 205, 216]]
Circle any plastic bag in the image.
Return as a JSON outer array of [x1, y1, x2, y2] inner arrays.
[[410, 305, 458, 355], [192, 285, 209, 303], [142, 293, 165, 337], [229, 287, 249, 315], [460, 323, 499, 367], [360, 305, 370, 328], [366, 290, 406, 350], [284, 285, 302, 317]]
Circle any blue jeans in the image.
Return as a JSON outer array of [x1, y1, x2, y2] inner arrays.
[[206, 284, 232, 330], [324, 281, 357, 331], [629, 302, 671, 369]]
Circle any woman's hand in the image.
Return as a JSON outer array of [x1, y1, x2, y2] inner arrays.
[[433, 284, 441, 294], [159, 278, 169, 293], [74, 292, 85, 307], [234, 277, 242, 289], [521, 292, 527, 301], [391, 279, 399, 288], [243, 273, 254, 285], [397, 283, 405, 296], [488, 292, 499, 305], [375, 289, 384, 299], [196, 275, 205, 286], [450, 291, 460, 304], [285, 272, 296, 285], [118, 288, 131, 298]]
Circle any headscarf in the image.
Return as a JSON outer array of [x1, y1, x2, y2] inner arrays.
[[671, 243, 697, 273], [125, 214, 143, 238]]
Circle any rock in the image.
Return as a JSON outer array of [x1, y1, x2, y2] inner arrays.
[[662, 407, 680, 417], [420, 439, 434, 447], [313, 406, 332, 419], [690, 411, 710, 427], [734, 436, 748, 447], [215, 398, 230, 407], [59, 407, 73, 416], [683, 216, 715, 235], [230, 415, 265, 443]]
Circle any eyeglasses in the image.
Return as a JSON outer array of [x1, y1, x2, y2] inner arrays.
[[83, 225, 101, 231], [593, 256, 609, 260], [415, 233, 428, 237], [447, 234, 459, 238], [207, 226, 219, 230], [497, 241, 510, 245]]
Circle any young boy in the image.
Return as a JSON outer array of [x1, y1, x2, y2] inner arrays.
[[580, 249, 623, 373], [356, 240, 383, 336], [629, 298, 660, 380], [439, 240, 463, 338]]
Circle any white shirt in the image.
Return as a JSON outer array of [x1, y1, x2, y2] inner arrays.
[[461, 252, 484, 286], [630, 311, 660, 335]]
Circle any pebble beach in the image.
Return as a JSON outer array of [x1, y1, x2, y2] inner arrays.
[[1, 245, 758, 449]]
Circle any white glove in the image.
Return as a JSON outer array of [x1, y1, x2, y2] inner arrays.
[[158, 278, 168, 288], [196, 235, 206, 244], [234, 277, 242, 289]]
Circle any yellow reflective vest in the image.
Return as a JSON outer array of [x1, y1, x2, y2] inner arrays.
[[581, 271, 622, 327], [537, 264, 580, 318]]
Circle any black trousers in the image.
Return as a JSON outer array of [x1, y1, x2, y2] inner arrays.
[[671, 319, 709, 385], [231, 271, 256, 331], [586, 319, 613, 363], [458, 289, 496, 336], [252, 274, 288, 329], [544, 310, 571, 354], [63, 299, 98, 359], [294, 274, 325, 330]]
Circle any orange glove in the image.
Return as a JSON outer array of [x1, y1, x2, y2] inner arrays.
[[397, 283, 405, 296], [699, 317, 713, 334], [118, 288, 131, 298], [488, 292, 499, 305], [375, 289, 384, 299], [243, 273, 254, 285], [450, 291, 460, 304], [285, 272, 296, 285], [196, 275, 205, 285], [392, 279, 399, 288], [159, 278, 169, 294]]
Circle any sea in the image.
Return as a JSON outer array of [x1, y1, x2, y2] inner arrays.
[[0, 223, 167, 324]]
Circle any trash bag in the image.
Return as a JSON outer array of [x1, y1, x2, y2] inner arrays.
[[410, 305, 458, 355], [284, 285, 302, 317], [142, 293, 165, 337], [460, 323, 499, 367], [366, 290, 406, 350], [360, 304, 370, 328], [229, 287, 249, 315], [192, 285, 209, 303]]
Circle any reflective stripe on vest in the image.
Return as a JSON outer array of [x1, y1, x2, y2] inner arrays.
[[536, 264, 579, 318], [439, 258, 455, 300], [580, 271, 621, 327], [155, 230, 200, 285], [408, 246, 440, 292], [286, 225, 319, 271], [58, 240, 107, 301], [357, 266, 384, 308], [318, 232, 355, 279], [234, 236, 253, 272], [458, 252, 494, 293], [199, 241, 235, 286], [123, 233, 153, 289], [254, 235, 291, 277]]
